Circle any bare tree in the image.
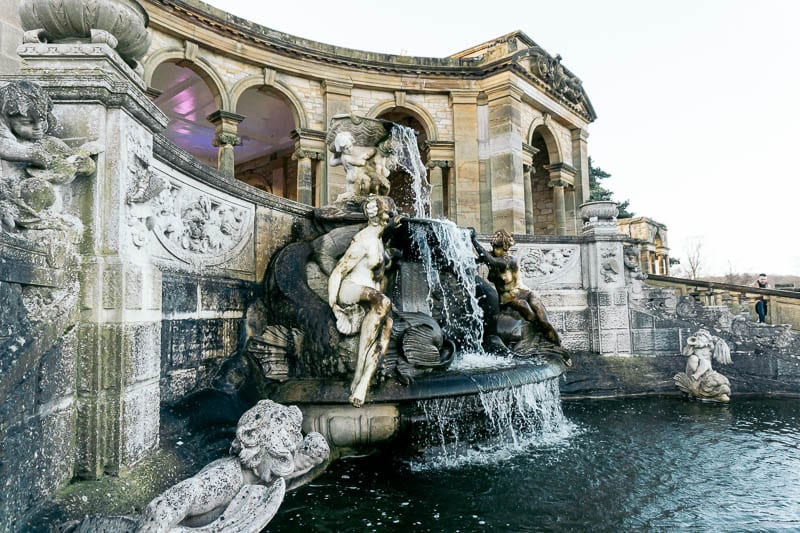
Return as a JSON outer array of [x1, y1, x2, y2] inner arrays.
[[685, 237, 704, 280]]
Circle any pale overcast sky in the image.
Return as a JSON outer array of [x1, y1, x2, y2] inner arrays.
[[205, 0, 800, 276]]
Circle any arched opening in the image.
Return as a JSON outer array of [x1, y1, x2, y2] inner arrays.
[[234, 87, 300, 200], [375, 109, 429, 215], [150, 61, 220, 167], [530, 126, 559, 235]]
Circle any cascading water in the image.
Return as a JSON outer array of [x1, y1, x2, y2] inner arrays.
[[408, 219, 485, 353], [386, 124, 430, 218], [410, 378, 571, 469]]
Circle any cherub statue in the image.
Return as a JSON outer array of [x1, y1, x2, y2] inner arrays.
[[326, 115, 393, 203], [674, 329, 733, 402], [328, 195, 395, 407], [136, 400, 329, 532], [0, 81, 102, 232]]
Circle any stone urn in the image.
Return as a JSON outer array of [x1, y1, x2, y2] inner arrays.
[[19, 0, 151, 64], [579, 200, 619, 234]]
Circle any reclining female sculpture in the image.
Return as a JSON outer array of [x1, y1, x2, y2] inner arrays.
[[328, 195, 395, 407]]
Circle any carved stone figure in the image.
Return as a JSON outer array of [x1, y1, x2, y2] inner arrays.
[[0, 81, 102, 233], [472, 229, 570, 365], [136, 399, 329, 532], [326, 115, 394, 203], [623, 244, 646, 281], [328, 195, 395, 407], [674, 329, 733, 402]]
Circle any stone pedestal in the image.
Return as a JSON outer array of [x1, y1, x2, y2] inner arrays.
[[580, 201, 631, 354], [17, 42, 169, 477]]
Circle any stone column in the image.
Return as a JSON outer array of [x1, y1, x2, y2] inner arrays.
[[450, 90, 480, 228], [522, 142, 538, 235], [17, 40, 169, 478], [565, 186, 578, 235], [571, 128, 590, 205], [545, 163, 576, 236], [206, 110, 244, 178], [487, 85, 525, 234], [291, 128, 326, 206], [322, 79, 353, 201], [428, 162, 445, 217], [551, 180, 567, 236]]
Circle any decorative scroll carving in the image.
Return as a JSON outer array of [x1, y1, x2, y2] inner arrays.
[[528, 48, 587, 107], [125, 168, 254, 266], [518, 245, 579, 282], [19, 0, 152, 65]]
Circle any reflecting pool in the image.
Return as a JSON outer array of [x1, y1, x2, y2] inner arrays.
[[269, 397, 800, 532]]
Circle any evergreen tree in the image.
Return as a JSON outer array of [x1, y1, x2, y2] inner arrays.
[[588, 157, 633, 218]]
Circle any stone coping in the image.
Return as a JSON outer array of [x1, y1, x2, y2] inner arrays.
[[153, 135, 314, 217], [267, 359, 564, 404]]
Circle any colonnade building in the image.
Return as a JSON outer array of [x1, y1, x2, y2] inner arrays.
[[132, 0, 596, 235]]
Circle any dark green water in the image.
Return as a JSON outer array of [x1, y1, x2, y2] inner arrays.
[[269, 397, 800, 532]]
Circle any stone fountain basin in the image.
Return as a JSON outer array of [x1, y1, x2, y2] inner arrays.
[[268, 358, 564, 404], [265, 359, 565, 451]]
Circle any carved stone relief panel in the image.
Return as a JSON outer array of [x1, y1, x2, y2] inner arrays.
[[514, 244, 581, 287], [126, 160, 254, 270]]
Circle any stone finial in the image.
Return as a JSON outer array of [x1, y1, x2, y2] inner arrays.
[[19, 0, 152, 66]]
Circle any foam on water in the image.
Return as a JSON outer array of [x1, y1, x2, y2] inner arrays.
[[410, 378, 574, 470]]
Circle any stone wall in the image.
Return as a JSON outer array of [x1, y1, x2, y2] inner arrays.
[[0, 0, 21, 74]]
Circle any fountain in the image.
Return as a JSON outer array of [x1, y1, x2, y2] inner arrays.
[[242, 115, 569, 455]]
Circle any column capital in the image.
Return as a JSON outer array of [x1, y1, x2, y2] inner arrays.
[[322, 79, 353, 96], [212, 132, 241, 147], [571, 128, 590, 142], [449, 89, 481, 105], [484, 84, 525, 103], [544, 162, 577, 182], [426, 160, 452, 168], [206, 110, 245, 125]]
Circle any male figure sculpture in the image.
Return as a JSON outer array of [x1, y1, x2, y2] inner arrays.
[[472, 229, 567, 361], [328, 195, 394, 407]]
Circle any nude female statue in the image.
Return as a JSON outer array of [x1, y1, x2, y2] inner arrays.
[[328, 195, 394, 407]]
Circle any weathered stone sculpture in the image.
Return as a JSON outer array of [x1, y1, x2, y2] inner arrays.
[[472, 229, 571, 365], [326, 115, 394, 202], [0, 81, 102, 233], [136, 399, 329, 532], [328, 195, 394, 407], [674, 329, 732, 402]]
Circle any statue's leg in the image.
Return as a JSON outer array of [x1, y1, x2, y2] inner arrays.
[[349, 292, 391, 407], [526, 295, 561, 345]]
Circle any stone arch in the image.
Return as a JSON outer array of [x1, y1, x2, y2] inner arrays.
[[143, 49, 231, 111], [229, 76, 308, 130], [526, 117, 562, 164], [366, 100, 438, 141], [528, 121, 564, 236], [367, 103, 434, 215], [231, 80, 307, 201]]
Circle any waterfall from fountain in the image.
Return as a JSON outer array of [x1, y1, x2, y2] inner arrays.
[[411, 378, 570, 469], [387, 124, 430, 218], [409, 219, 485, 354]]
